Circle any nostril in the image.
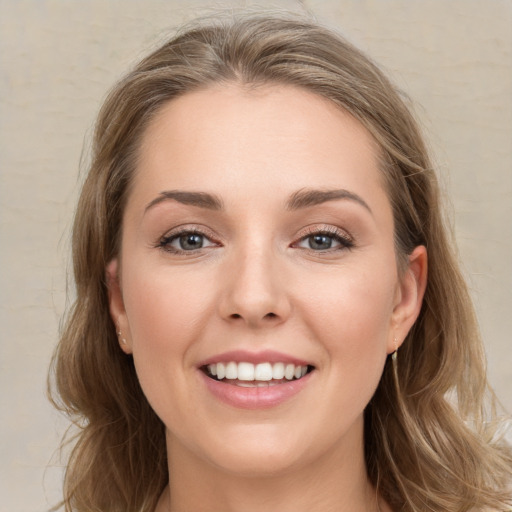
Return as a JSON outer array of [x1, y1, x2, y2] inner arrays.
[[229, 312, 277, 320]]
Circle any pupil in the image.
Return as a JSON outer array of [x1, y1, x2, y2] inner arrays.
[[310, 235, 332, 250], [180, 234, 203, 250]]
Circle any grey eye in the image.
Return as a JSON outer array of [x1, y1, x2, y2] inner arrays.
[[295, 229, 353, 252], [161, 231, 217, 252], [308, 234, 334, 250], [177, 233, 205, 250]]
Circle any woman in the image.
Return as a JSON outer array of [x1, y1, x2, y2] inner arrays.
[[48, 12, 512, 512]]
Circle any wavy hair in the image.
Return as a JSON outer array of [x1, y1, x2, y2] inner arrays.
[[48, 12, 512, 512]]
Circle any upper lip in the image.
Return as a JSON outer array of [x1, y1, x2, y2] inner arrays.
[[197, 349, 313, 367]]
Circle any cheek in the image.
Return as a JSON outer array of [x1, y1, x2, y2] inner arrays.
[[298, 265, 396, 381], [120, 267, 217, 425], [121, 267, 215, 386], [123, 264, 211, 343], [305, 265, 395, 336]]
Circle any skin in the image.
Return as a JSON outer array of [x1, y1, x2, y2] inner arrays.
[[107, 84, 427, 512]]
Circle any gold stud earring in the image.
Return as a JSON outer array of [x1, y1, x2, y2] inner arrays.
[[392, 337, 398, 362], [391, 336, 400, 389], [116, 326, 127, 345]]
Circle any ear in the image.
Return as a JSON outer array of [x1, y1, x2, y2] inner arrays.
[[388, 245, 428, 354], [105, 258, 133, 354]]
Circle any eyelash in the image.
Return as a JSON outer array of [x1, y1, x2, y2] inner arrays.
[[156, 227, 220, 255], [293, 225, 354, 252], [156, 225, 354, 255]]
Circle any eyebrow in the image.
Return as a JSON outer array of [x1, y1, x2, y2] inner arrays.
[[145, 190, 224, 212], [286, 188, 372, 214], [144, 187, 372, 215]]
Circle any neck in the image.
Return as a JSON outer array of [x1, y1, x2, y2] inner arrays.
[[157, 418, 385, 512]]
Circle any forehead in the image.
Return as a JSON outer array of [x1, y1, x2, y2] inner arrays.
[[132, 84, 387, 208]]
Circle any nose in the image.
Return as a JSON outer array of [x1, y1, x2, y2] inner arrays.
[[218, 247, 291, 328]]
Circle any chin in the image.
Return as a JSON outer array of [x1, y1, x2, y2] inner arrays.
[[196, 424, 324, 477]]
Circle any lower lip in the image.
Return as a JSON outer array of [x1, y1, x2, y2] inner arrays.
[[199, 370, 313, 410]]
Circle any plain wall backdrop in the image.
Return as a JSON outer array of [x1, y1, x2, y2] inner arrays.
[[0, 1, 511, 510]]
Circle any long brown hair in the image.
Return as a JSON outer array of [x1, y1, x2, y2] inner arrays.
[[49, 12, 512, 512]]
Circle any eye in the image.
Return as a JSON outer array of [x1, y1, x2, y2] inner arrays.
[[158, 229, 218, 254], [294, 227, 354, 252], [302, 234, 337, 250]]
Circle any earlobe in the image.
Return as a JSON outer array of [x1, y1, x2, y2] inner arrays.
[[105, 258, 133, 354], [390, 245, 428, 353]]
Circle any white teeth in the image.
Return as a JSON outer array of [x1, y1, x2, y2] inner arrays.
[[272, 362, 285, 379], [254, 362, 273, 381], [236, 381, 256, 387], [284, 364, 295, 380], [206, 361, 310, 382], [234, 381, 281, 388], [225, 361, 237, 379], [216, 362, 226, 380], [238, 362, 255, 381]]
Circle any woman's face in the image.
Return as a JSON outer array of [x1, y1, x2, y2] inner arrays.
[[108, 84, 425, 476]]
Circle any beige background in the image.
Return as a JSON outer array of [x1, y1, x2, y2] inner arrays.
[[0, 1, 510, 510]]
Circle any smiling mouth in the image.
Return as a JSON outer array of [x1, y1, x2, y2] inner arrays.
[[202, 362, 315, 387]]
